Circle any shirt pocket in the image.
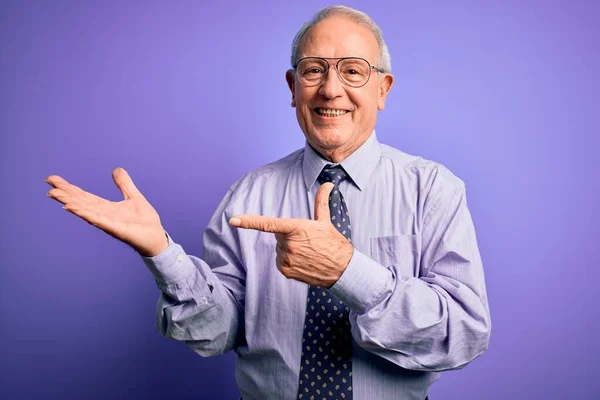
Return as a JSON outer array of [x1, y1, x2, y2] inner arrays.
[[370, 234, 420, 277]]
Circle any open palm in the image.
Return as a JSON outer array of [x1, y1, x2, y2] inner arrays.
[[46, 167, 167, 257]]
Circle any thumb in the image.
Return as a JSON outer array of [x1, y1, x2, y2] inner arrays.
[[314, 182, 335, 221], [112, 167, 142, 200]]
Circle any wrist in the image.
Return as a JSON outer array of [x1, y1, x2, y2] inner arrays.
[[139, 230, 169, 258], [328, 241, 354, 288]]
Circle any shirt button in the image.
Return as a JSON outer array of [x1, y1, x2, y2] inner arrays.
[[176, 253, 185, 262]]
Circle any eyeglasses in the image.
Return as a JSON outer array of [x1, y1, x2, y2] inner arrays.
[[293, 57, 385, 88]]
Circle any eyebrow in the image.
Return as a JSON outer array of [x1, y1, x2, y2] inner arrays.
[[297, 55, 377, 65]]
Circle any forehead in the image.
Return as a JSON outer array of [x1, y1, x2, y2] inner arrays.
[[299, 15, 379, 64]]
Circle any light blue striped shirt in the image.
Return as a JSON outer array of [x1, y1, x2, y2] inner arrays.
[[142, 132, 491, 400]]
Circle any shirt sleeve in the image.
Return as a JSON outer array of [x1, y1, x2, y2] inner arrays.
[[140, 188, 245, 357], [329, 168, 491, 372]]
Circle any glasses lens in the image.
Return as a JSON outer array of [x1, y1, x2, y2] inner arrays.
[[296, 58, 329, 85], [338, 58, 370, 86]]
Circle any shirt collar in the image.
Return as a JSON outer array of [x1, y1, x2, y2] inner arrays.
[[302, 131, 381, 191]]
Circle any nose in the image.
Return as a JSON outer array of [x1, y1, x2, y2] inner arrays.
[[318, 65, 345, 99]]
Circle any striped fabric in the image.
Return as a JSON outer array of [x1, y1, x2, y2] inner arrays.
[[142, 132, 491, 400]]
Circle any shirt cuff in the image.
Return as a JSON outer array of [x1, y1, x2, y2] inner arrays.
[[329, 248, 392, 314], [140, 231, 197, 283]]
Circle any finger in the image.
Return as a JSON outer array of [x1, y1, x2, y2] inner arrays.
[[112, 167, 142, 200], [276, 241, 284, 257], [63, 202, 114, 233], [46, 175, 107, 204], [47, 188, 73, 205], [275, 244, 289, 276], [275, 233, 288, 249], [45, 175, 73, 190], [314, 182, 335, 222], [275, 246, 284, 272], [72, 184, 109, 205], [229, 215, 297, 234]]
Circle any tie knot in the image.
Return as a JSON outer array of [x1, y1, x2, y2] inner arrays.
[[317, 165, 348, 186]]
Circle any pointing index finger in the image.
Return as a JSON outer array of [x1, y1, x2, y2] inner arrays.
[[229, 215, 297, 234]]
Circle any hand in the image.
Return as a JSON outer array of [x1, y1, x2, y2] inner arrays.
[[45, 167, 168, 257], [229, 182, 353, 287]]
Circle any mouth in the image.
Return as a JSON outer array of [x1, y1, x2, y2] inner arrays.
[[312, 108, 350, 118]]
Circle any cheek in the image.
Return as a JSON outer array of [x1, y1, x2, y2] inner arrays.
[[296, 93, 316, 120], [351, 88, 379, 115], [294, 87, 310, 104], [296, 84, 322, 104]]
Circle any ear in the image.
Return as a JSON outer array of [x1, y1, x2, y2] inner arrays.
[[377, 73, 394, 111], [286, 69, 296, 108]]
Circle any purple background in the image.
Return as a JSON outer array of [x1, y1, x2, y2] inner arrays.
[[1, 0, 598, 399]]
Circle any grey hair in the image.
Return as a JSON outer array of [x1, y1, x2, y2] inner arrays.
[[290, 5, 392, 73]]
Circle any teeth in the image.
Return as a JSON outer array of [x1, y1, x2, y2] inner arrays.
[[316, 108, 348, 116]]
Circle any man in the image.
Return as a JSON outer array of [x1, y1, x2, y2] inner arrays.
[[46, 5, 491, 400]]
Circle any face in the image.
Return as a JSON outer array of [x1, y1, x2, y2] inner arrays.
[[286, 15, 394, 162]]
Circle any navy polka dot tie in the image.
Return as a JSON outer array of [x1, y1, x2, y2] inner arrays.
[[297, 165, 353, 400]]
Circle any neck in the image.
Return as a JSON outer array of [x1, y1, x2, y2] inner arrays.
[[309, 133, 371, 163]]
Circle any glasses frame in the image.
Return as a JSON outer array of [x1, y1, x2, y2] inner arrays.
[[293, 56, 386, 88]]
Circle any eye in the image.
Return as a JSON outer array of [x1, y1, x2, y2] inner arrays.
[[340, 63, 365, 76], [300, 64, 326, 77]]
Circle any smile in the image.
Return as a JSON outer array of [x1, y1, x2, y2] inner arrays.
[[313, 108, 350, 117]]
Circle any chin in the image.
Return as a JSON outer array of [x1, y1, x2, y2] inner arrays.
[[310, 125, 352, 144], [308, 127, 352, 148]]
